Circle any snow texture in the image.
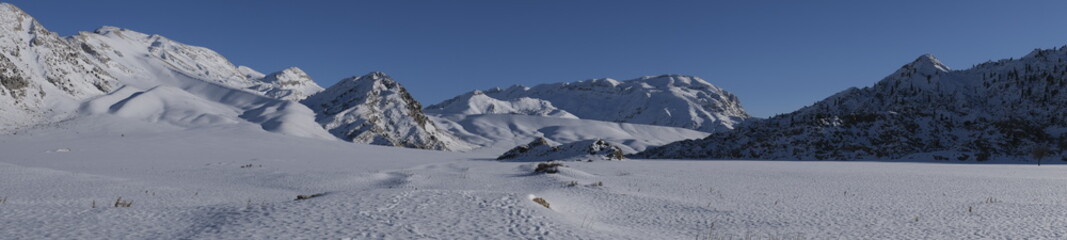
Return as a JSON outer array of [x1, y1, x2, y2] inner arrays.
[[3, 116, 1067, 239]]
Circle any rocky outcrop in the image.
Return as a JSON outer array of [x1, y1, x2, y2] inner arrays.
[[303, 72, 470, 151], [498, 137, 625, 161], [0, 3, 117, 128]]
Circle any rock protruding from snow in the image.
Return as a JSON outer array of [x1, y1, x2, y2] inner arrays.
[[638, 50, 1067, 162], [425, 90, 577, 118], [434, 74, 749, 132], [250, 67, 323, 101], [0, 3, 117, 128], [303, 72, 469, 151], [497, 137, 625, 161]]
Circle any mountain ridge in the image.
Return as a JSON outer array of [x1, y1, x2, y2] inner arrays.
[[303, 72, 470, 151], [637, 48, 1067, 162], [429, 74, 750, 132]]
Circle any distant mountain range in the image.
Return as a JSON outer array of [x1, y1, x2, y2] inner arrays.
[[426, 74, 750, 132], [2, 2, 1064, 161], [637, 52, 1067, 162], [0, 3, 727, 153]]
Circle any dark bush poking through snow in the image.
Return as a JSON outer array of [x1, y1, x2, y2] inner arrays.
[[534, 162, 564, 174], [113, 197, 132, 207], [295, 193, 326, 200], [532, 197, 550, 209]]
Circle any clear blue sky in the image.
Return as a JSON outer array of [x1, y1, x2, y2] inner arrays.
[[9, 0, 1067, 117]]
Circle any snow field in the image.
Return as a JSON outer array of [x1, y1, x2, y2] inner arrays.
[[3, 118, 1067, 239]]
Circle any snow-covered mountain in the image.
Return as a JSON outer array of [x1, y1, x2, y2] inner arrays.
[[0, 3, 116, 128], [424, 74, 743, 155], [70, 26, 323, 100], [425, 90, 577, 119], [0, 3, 474, 151], [638, 50, 1067, 162], [250, 67, 323, 101], [436, 74, 750, 132], [0, 2, 744, 153], [65, 25, 334, 140], [303, 72, 470, 151], [0, 3, 369, 145]]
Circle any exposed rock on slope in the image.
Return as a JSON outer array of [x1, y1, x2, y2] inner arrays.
[[303, 72, 469, 150], [638, 50, 1067, 161], [0, 3, 116, 127], [498, 137, 625, 161]]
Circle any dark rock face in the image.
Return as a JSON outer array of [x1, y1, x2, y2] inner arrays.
[[639, 50, 1067, 162], [302, 72, 466, 151]]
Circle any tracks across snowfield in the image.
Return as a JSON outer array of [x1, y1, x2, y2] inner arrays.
[[3, 121, 1067, 239]]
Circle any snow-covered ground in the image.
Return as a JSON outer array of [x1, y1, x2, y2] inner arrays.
[[3, 116, 1066, 239]]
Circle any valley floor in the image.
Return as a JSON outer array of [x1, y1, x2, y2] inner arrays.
[[2, 118, 1067, 239]]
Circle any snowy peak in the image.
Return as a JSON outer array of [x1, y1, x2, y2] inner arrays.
[[309, 72, 399, 111], [261, 67, 312, 85], [251, 67, 323, 101], [99, 27, 247, 85], [73, 25, 325, 102], [910, 54, 950, 72], [435, 74, 749, 132], [635, 74, 716, 89], [0, 2, 24, 20], [863, 54, 957, 93], [901, 54, 949, 76], [92, 26, 128, 35], [424, 90, 578, 118], [638, 46, 1067, 161], [0, 4, 334, 139], [304, 72, 469, 151]]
